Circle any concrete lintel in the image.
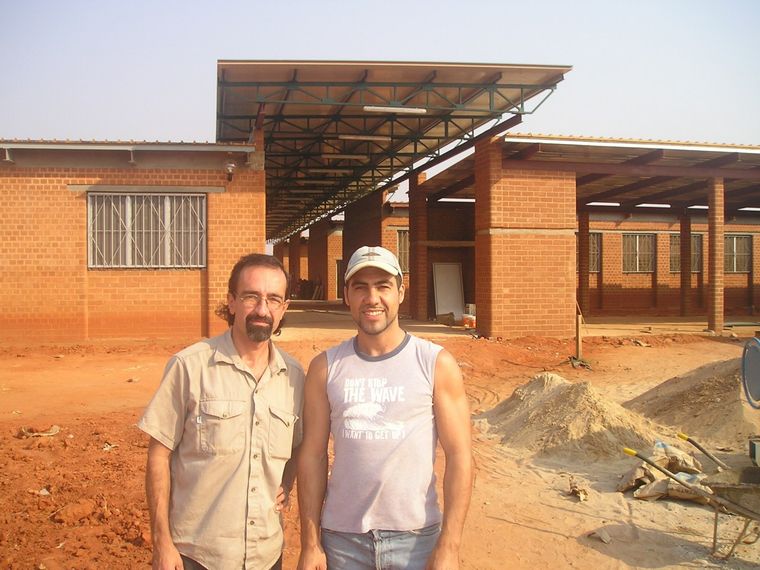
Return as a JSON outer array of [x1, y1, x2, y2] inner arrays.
[[476, 228, 576, 236], [68, 185, 226, 194]]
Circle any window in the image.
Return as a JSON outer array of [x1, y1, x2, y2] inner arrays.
[[669, 234, 703, 273], [623, 234, 655, 272], [396, 229, 410, 272], [725, 235, 752, 273], [576, 232, 601, 273], [88, 193, 207, 268]]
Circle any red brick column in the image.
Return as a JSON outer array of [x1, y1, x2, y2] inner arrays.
[[707, 178, 725, 333], [273, 242, 289, 273], [343, 191, 383, 262], [409, 173, 428, 320], [679, 214, 692, 316], [475, 137, 577, 338], [577, 211, 590, 315], [655, 233, 670, 310], [288, 235, 302, 283]]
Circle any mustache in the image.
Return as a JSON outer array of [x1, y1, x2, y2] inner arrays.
[[246, 313, 274, 326]]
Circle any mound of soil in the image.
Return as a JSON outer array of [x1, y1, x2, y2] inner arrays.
[[477, 372, 670, 457], [624, 358, 760, 446]]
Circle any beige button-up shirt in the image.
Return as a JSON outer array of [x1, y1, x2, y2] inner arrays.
[[138, 330, 305, 569]]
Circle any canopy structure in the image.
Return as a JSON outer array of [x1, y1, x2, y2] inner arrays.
[[216, 60, 571, 240], [420, 135, 760, 215]]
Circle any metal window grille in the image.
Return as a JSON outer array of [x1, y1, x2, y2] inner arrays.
[[623, 234, 655, 273], [88, 193, 207, 268], [669, 234, 702, 273], [396, 229, 410, 272], [589, 233, 601, 273], [575, 232, 601, 273], [725, 235, 752, 273]]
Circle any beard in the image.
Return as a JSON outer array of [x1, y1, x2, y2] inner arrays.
[[245, 313, 274, 342], [357, 306, 397, 336]]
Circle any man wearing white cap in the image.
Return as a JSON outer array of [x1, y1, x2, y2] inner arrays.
[[297, 246, 472, 570]]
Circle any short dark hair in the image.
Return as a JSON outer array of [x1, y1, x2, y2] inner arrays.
[[215, 253, 290, 327]]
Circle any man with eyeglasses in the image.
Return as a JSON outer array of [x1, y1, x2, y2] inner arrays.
[[138, 253, 305, 570]]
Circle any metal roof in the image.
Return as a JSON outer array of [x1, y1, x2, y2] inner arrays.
[[216, 60, 571, 241], [418, 134, 760, 215]]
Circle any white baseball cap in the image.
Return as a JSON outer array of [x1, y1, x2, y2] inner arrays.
[[344, 246, 403, 281]]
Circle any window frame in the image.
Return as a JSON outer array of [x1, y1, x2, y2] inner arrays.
[[87, 192, 207, 269], [575, 232, 601, 273], [725, 234, 752, 273], [622, 233, 656, 273], [669, 234, 703, 273], [396, 228, 410, 273]]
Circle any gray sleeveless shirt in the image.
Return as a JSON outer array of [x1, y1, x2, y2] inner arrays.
[[322, 333, 443, 532]]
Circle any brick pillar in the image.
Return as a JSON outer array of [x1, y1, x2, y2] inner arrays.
[[577, 211, 590, 315], [753, 235, 760, 313], [475, 138, 577, 338], [655, 233, 670, 309], [409, 173, 428, 320], [273, 242, 289, 273], [679, 214, 692, 316], [288, 235, 301, 283], [343, 191, 383, 262], [707, 178, 725, 333]]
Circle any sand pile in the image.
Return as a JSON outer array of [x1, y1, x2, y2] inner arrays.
[[624, 358, 760, 445], [477, 372, 669, 457]]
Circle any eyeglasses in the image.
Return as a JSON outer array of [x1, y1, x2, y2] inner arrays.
[[237, 293, 286, 310]]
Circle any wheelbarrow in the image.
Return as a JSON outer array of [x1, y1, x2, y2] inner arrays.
[[624, 447, 760, 559]]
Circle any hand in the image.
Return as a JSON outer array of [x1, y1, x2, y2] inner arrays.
[[275, 485, 290, 512], [297, 544, 328, 570], [425, 543, 460, 570], [152, 539, 184, 570]]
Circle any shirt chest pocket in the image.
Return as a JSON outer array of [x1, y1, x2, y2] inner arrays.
[[199, 399, 247, 455], [268, 406, 297, 460]]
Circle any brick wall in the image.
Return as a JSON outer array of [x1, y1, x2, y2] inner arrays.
[[273, 242, 289, 274], [343, 191, 383, 261], [0, 164, 265, 342], [580, 215, 760, 316], [476, 136, 577, 338], [381, 211, 410, 315], [327, 229, 343, 300]]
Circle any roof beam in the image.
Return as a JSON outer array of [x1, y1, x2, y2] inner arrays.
[[502, 159, 760, 180], [619, 180, 706, 207], [581, 176, 671, 205], [576, 149, 664, 187], [428, 174, 474, 202], [614, 154, 743, 208], [511, 143, 541, 160]]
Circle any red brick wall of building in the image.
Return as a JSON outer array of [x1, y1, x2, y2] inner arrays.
[[581, 216, 760, 316], [273, 242, 289, 274], [381, 210, 410, 315], [343, 191, 383, 262], [475, 145, 577, 338], [0, 165, 265, 342]]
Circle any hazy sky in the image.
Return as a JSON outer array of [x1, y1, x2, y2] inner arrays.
[[2, 0, 758, 145]]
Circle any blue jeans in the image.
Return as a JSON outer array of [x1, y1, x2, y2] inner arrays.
[[321, 524, 441, 570]]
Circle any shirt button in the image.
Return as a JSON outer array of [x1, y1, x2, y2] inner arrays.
[[255, 420, 260, 426], [249, 520, 255, 526], [253, 453, 259, 459], [251, 487, 257, 493]]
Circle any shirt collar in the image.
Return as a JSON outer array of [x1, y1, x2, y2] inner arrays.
[[213, 329, 287, 375]]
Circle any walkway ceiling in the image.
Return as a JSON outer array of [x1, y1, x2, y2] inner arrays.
[[420, 136, 760, 216], [216, 61, 571, 241]]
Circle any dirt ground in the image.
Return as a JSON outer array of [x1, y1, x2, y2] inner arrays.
[[2, 310, 760, 569]]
